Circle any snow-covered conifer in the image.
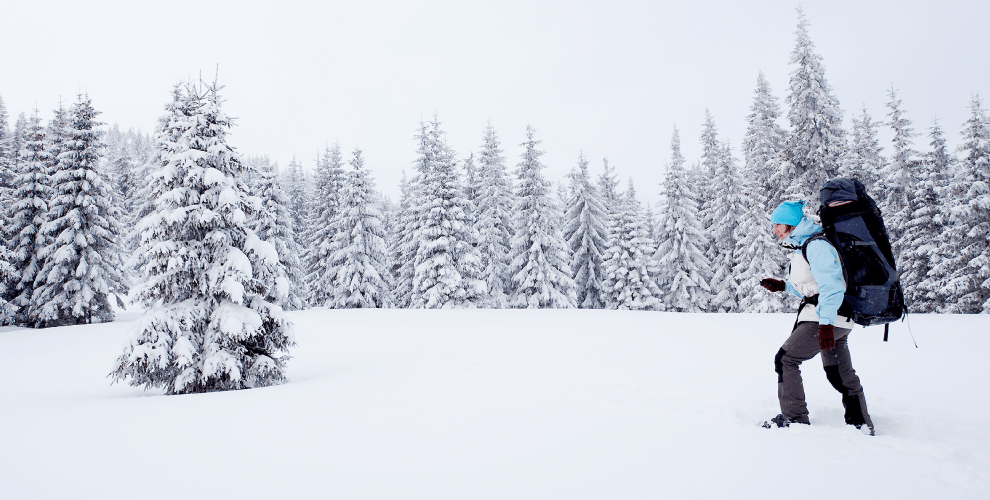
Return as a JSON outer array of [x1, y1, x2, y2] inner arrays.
[[743, 72, 788, 209], [4, 111, 50, 325], [563, 152, 608, 309], [652, 127, 712, 312], [252, 159, 309, 310], [707, 141, 747, 312], [507, 126, 576, 308], [602, 180, 660, 310], [905, 118, 955, 312], [113, 82, 293, 393], [411, 118, 486, 308], [785, 7, 846, 207], [839, 107, 886, 192], [878, 87, 921, 262], [325, 148, 394, 308], [304, 143, 345, 306], [939, 96, 990, 312], [0, 94, 11, 191], [393, 124, 431, 308], [474, 123, 514, 307], [598, 157, 621, 212], [282, 156, 308, 237], [32, 95, 127, 326]]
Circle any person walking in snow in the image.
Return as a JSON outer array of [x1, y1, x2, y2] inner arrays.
[[759, 200, 874, 435]]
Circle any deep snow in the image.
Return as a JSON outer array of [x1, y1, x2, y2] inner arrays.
[[0, 310, 986, 499]]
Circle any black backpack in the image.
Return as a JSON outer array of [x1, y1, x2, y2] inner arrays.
[[800, 178, 906, 340]]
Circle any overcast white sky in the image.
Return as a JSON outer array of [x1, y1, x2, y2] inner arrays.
[[2, 0, 987, 202]]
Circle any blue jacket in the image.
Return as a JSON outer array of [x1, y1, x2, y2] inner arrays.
[[782, 218, 846, 325]]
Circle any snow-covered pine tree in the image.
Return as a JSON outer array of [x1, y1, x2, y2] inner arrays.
[[411, 118, 486, 308], [4, 111, 50, 325], [508, 126, 576, 308], [707, 141, 747, 312], [251, 159, 309, 310], [735, 200, 788, 313], [839, 107, 886, 192], [598, 157, 621, 212], [0, 94, 11, 191], [462, 152, 480, 205], [785, 7, 846, 208], [304, 143, 345, 306], [602, 179, 660, 310], [113, 81, 293, 394], [904, 118, 955, 312], [697, 110, 720, 244], [325, 148, 394, 308], [878, 87, 921, 265], [393, 123, 431, 308], [282, 156, 309, 238], [563, 152, 608, 309], [652, 126, 712, 312], [940, 96, 990, 313], [474, 123, 515, 307], [743, 72, 789, 210], [31, 95, 127, 327]]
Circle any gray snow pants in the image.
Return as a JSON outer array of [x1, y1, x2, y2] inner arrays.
[[774, 321, 874, 431]]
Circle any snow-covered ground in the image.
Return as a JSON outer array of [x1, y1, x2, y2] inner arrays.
[[0, 310, 986, 499]]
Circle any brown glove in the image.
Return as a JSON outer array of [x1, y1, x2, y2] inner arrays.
[[818, 324, 835, 351], [759, 278, 786, 293]]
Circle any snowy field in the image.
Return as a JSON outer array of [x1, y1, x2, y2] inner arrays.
[[0, 310, 987, 499]]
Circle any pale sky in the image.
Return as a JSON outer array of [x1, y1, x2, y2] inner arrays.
[[2, 0, 987, 202]]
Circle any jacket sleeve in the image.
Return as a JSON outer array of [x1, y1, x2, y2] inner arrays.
[[806, 239, 845, 325]]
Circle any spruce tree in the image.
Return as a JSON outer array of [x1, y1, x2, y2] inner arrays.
[[602, 180, 660, 310], [598, 157, 621, 212], [32, 95, 127, 326], [282, 156, 308, 236], [411, 118, 486, 308], [941, 96, 990, 312], [304, 143, 345, 306], [905, 118, 954, 312], [651, 127, 712, 312], [839, 107, 886, 192], [326, 148, 394, 308], [878, 87, 921, 263], [474, 123, 514, 307], [252, 159, 309, 310], [707, 141, 747, 312], [0, 94, 11, 191], [113, 81, 293, 394], [507, 126, 576, 308], [785, 7, 846, 208], [4, 111, 51, 325], [393, 123, 430, 308], [563, 152, 608, 309], [743, 72, 788, 210]]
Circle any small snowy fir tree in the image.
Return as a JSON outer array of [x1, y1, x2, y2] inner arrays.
[[839, 107, 886, 192], [735, 201, 788, 313], [112, 81, 293, 394], [904, 118, 954, 312], [411, 118, 486, 308], [697, 110, 721, 241], [251, 159, 309, 310], [651, 127, 712, 312], [304, 143, 346, 306], [507, 126, 577, 308], [281, 156, 309, 238], [32, 95, 128, 326], [0, 93, 11, 190], [473, 123, 515, 307], [598, 157, 621, 213], [4, 111, 51, 325], [878, 86, 921, 263], [325, 149, 394, 308], [602, 180, 660, 310], [785, 7, 846, 208], [743, 72, 789, 210], [563, 152, 609, 309], [707, 141, 747, 312], [393, 123, 433, 308]]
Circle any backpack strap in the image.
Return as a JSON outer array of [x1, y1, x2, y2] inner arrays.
[[800, 232, 829, 263]]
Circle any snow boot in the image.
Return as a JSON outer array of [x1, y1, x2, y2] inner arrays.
[[762, 414, 807, 429]]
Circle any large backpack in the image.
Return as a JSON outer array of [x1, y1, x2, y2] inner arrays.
[[801, 178, 906, 340]]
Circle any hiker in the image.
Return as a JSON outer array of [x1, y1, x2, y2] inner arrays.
[[759, 199, 875, 435]]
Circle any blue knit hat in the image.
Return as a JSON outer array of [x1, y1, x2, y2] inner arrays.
[[770, 200, 805, 226]]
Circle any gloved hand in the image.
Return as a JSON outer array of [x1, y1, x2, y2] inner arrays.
[[759, 278, 786, 292], [818, 324, 835, 351]]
